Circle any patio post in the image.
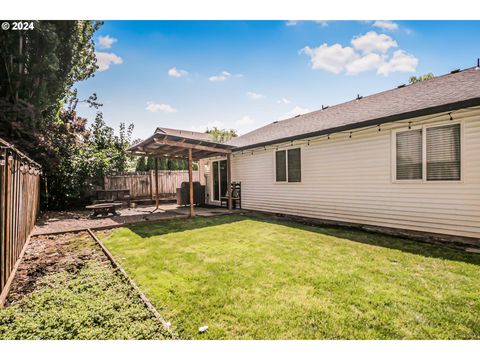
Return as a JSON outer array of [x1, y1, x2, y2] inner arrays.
[[227, 153, 232, 210], [188, 148, 195, 217], [154, 157, 159, 210]]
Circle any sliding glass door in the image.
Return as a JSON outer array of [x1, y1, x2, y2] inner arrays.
[[212, 159, 227, 201]]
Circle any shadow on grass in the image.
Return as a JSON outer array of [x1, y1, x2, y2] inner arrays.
[[126, 212, 480, 266], [249, 213, 480, 266], [127, 213, 246, 238]]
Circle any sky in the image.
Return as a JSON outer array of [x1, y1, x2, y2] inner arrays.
[[75, 20, 480, 141]]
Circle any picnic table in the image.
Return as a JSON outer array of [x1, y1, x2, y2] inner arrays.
[[85, 202, 122, 218], [95, 189, 131, 205]]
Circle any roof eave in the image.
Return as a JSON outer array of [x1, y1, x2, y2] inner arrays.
[[232, 97, 480, 151]]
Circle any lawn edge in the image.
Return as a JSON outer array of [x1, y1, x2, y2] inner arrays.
[[85, 228, 178, 339]]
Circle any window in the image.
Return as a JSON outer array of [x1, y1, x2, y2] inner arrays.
[[275, 148, 301, 182], [396, 129, 423, 180], [394, 123, 461, 182], [426, 124, 461, 181], [275, 151, 286, 182], [287, 148, 301, 182]]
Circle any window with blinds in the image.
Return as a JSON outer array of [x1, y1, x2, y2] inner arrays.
[[396, 129, 423, 180], [426, 124, 461, 181], [275, 150, 287, 181], [275, 148, 301, 182], [287, 148, 301, 182]]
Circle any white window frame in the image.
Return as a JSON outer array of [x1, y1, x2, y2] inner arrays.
[[273, 147, 302, 183], [391, 120, 463, 183]]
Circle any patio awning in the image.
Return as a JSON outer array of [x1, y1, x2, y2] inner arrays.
[[127, 127, 235, 160], [127, 127, 236, 217]]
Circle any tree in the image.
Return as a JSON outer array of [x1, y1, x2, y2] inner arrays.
[[206, 127, 238, 143], [0, 21, 139, 209], [409, 73, 434, 84], [0, 21, 100, 160], [44, 98, 135, 208], [136, 157, 147, 172]]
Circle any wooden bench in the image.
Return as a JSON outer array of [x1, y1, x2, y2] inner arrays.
[[85, 202, 122, 218]]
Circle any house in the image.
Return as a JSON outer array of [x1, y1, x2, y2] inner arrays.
[[129, 67, 480, 242]]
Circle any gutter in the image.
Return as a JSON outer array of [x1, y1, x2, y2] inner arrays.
[[231, 98, 480, 152]]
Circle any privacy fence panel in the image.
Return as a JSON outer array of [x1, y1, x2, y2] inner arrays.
[[104, 170, 200, 199], [104, 172, 152, 199], [0, 141, 41, 300]]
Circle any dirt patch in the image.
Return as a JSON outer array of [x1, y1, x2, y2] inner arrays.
[[5, 232, 109, 306]]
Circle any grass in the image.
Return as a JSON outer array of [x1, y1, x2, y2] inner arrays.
[[98, 214, 480, 339], [0, 262, 169, 339]]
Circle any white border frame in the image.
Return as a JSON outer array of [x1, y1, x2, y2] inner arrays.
[[391, 120, 464, 184]]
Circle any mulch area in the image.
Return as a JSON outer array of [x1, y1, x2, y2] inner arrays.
[[5, 232, 108, 306], [32, 205, 186, 235]]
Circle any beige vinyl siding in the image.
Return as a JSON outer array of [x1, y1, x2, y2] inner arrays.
[[229, 108, 480, 238]]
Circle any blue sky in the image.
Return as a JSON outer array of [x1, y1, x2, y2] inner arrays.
[[75, 20, 480, 140]]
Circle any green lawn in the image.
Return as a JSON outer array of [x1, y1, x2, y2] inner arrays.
[[99, 214, 480, 340]]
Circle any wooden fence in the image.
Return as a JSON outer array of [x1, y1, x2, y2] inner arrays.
[[0, 139, 41, 302], [104, 170, 200, 199]]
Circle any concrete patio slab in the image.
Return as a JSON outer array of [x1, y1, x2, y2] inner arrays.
[[32, 204, 244, 235]]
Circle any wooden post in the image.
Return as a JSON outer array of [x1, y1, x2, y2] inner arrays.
[[154, 157, 159, 210], [227, 153, 232, 210], [149, 169, 153, 200], [188, 149, 195, 217]]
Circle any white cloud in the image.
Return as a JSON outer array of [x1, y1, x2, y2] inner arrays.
[[346, 53, 384, 75], [145, 102, 177, 113], [286, 20, 329, 27], [314, 20, 330, 27], [351, 31, 397, 54], [209, 75, 227, 82], [208, 70, 242, 82], [377, 50, 418, 76], [95, 52, 123, 71], [300, 44, 356, 74], [191, 120, 225, 133], [98, 35, 117, 49], [372, 20, 399, 31], [280, 106, 310, 120], [236, 116, 254, 126], [277, 98, 291, 104], [246, 91, 265, 100], [301, 30, 417, 76], [168, 67, 188, 77], [209, 71, 232, 82]]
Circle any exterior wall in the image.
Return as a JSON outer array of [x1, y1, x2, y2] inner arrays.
[[198, 159, 208, 186], [222, 108, 480, 239]]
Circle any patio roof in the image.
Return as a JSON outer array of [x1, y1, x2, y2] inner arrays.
[[127, 127, 235, 216], [127, 127, 235, 160]]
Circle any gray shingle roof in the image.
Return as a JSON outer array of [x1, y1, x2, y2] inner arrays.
[[227, 67, 480, 149]]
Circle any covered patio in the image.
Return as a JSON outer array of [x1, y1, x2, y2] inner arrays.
[[127, 128, 237, 217]]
